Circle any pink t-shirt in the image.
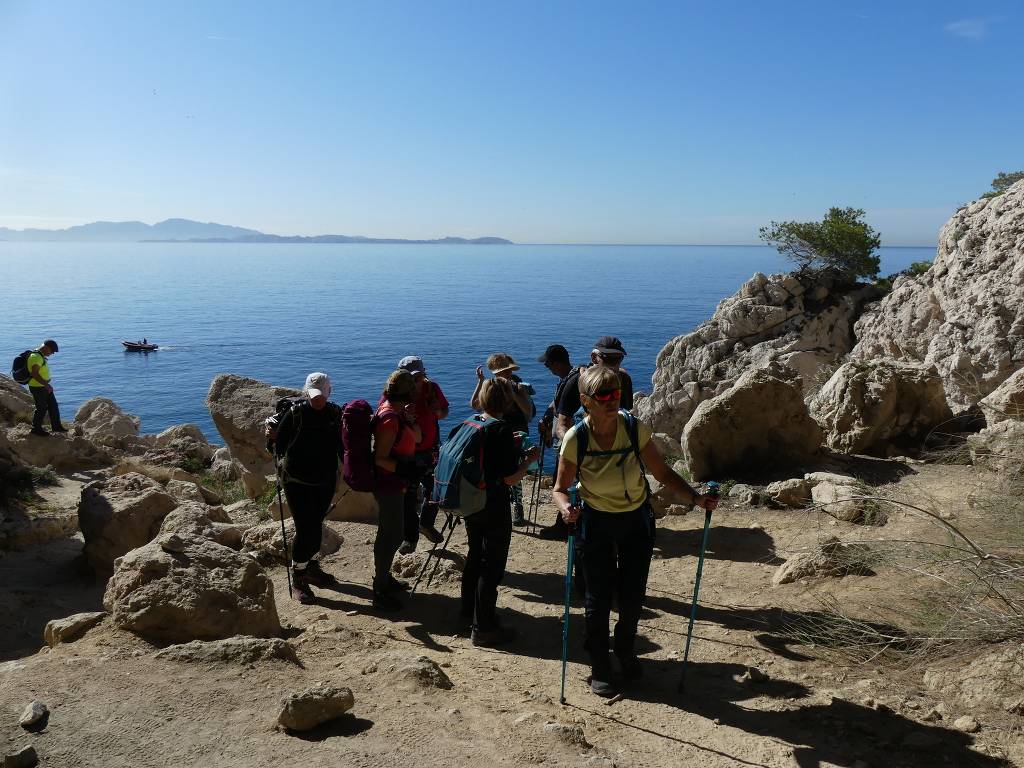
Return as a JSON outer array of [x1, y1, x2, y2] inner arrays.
[[374, 401, 417, 493]]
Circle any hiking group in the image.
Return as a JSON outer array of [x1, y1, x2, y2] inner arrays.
[[269, 336, 719, 699]]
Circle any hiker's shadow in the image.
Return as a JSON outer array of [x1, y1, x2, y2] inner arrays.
[[654, 525, 784, 565], [622, 660, 1008, 768]]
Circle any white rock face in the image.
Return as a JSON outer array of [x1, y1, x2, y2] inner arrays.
[[74, 397, 142, 448], [772, 536, 872, 585], [104, 533, 280, 644], [809, 361, 954, 456], [77, 472, 179, 573], [158, 502, 244, 550], [682, 363, 823, 481], [967, 420, 1024, 475], [638, 272, 881, 440], [766, 478, 811, 507], [206, 374, 299, 499], [810, 480, 863, 522], [0, 374, 34, 423], [241, 519, 344, 565], [852, 179, 1024, 413], [979, 368, 1024, 425]]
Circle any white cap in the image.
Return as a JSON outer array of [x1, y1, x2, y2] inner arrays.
[[304, 372, 331, 400]]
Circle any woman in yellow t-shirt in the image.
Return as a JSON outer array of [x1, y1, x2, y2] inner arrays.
[[553, 366, 719, 698]]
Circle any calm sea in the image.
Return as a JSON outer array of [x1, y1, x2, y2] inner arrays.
[[0, 243, 931, 451]]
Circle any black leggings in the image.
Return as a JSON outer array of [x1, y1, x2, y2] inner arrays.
[[579, 503, 654, 676], [31, 386, 62, 430], [461, 502, 513, 631], [282, 480, 336, 564]]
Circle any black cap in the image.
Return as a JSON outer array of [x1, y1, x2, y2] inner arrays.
[[42, 339, 58, 352], [538, 344, 570, 364], [593, 336, 625, 356]]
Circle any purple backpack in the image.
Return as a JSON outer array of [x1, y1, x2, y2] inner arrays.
[[341, 399, 376, 492]]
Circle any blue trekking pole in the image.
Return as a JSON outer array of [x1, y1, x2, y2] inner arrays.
[[559, 485, 579, 705], [678, 481, 720, 693]]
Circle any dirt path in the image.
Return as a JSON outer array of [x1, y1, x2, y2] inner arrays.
[[0, 468, 1017, 767]]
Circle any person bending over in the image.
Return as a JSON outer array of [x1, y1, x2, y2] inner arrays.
[[26, 339, 66, 437]]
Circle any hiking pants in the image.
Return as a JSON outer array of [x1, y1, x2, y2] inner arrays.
[[403, 453, 437, 545], [282, 480, 336, 565], [374, 491, 405, 584], [31, 386, 62, 430], [461, 502, 513, 631], [580, 503, 655, 676]]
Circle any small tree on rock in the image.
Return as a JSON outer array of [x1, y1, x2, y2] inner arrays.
[[759, 207, 881, 283], [982, 170, 1024, 198]]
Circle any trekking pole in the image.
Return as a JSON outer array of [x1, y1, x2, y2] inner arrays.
[[528, 440, 546, 525], [678, 481, 720, 693], [274, 460, 293, 594], [426, 515, 461, 589], [559, 486, 580, 705], [411, 513, 454, 594]]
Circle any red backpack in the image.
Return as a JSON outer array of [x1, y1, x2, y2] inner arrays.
[[341, 400, 376, 492]]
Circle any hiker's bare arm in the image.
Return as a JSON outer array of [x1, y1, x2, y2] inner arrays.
[[503, 445, 540, 486], [552, 455, 580, 523], [555, 413, 573, 440], [470, 367, 484, 411], [640, 441, 716, 510], [374, 423, 400, 472]]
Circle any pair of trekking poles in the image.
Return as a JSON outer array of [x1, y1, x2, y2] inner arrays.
[[558, 481, 720, 703]]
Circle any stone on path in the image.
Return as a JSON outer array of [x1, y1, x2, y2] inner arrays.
[[155, 636, 300, 665], [277, 685, 355, 731], [3, 745, 39, 768], [43, 612, 105, 647], [19, 701, 47, 728]]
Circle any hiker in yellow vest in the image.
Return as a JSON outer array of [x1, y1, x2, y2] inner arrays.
[[27, 339, 66, 436]]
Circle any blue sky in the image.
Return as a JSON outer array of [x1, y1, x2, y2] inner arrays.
[[1, 1, 1020, 245]]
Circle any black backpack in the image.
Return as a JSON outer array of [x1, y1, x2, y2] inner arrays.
[[11, 350, 33, 385]]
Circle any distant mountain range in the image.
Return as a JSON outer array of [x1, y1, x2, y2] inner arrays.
[[0, 218, 512, 245]]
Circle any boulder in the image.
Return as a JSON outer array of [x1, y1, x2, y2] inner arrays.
[[78, 472, 179, 574], [766, 478, 811, 507], [809, 361, 954, 457], [646, 476, 676, 519], [43, 611, 105, 647], [0, 375, 34, 424], [772, 536, 873, 585], [155, 636, 299, 665], [241, 519, 343, 565], [979, 368, 1024, 425], [223, 499, 266, 527], [18, 701, 47, 728], [74, 396, 141, 448], [0, 423, 111, 472], [967, 420, 1024, 475], [682, 362, 823, 481], [851, 179, 1024, 413], [165, 478, 207, 504], [206, 374, 299, 499], [104, 533, 280, 644], [810, 481, 864, 522], [637, 272, 882, 438], [277, 685, 355, 731], [651, 432, 682, 458], [158, 502, 244, 550], [154, 423, 214, 460], [728, 483, 760, 505], [209, 446, 240, 481]]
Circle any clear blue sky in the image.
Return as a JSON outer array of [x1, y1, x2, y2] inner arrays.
[[1, 1, 1020, 245]]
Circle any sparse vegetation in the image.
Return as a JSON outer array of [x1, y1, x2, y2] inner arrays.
[[907, 260, 932, 276], [981, 170, 1024, 199], [759, 207, 881, 283], [198, 471, 247, 505]]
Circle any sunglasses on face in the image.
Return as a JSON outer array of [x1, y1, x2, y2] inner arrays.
[[598, 353, 623, 364], [588, 388, 621, 402]]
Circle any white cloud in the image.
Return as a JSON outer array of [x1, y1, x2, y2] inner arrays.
[[944, 17, 994, 41]]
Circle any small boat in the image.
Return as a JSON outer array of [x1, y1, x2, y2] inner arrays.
[[123, 341, 159, 352]]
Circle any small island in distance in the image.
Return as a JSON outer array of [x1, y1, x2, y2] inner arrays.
[[0, 218, 512, 245]]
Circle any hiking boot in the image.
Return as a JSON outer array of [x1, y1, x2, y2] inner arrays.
[[386, 575, 411, 592], [302, 561, 340, 588], [398, 540, 416, 555], [616, 654, 644, 680], [454, 613, 474, 636], [512, 508, 528, 527], [290, 571, 315, 604], [30, 428, 49, 437], [419, 523, 444, 544], [372, 579, 402, 612], [471, 624, 518, 648], [588, 672, 618, 698]]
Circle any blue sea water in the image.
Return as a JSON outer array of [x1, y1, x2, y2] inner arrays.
[[0, 243, 932, 448]]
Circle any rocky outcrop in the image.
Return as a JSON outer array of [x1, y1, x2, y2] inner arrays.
[[852, 179, 1024, 413], [766, 478, 811, 507], [158, 502, 244, 550], [104, 533, 280, 644], [809, 361, 954, 456], [43, 612, 105, 647], [682, 363, 823, 481], [772, 536, 873, 586], [979, 368, 1024, 425], [0, 375, 34, 423], [637, 272, 881, 439], [0, 423, 111, 471], [74, 397, 142, 449], [77, 472, 179, 574], [206, 375, 299, 498], [241, 519, 343, 565], [154, 424, 214, 460]]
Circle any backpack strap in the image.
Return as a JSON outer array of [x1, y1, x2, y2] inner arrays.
[[572, 410, 649, 505]]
